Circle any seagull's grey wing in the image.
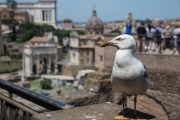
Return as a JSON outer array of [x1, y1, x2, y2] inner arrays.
[[143, 64, 146, 70], [143, 64, 148, 79], [144, 70, 148, 79]]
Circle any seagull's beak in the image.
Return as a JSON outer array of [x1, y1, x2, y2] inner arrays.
[[100, 41, 113, 47]]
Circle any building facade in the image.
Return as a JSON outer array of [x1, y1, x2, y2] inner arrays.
[[0, 0, 57, 27], [69, 9, 105, 67], [23, 37, 59, 77], [85, 8, 104, 36], [70, 32, 104, 66]]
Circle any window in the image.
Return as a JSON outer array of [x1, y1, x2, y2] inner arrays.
[[100, 55, 103, 61], [42, 10, 45, 21], [3, 14, 6, 18], [86, 51, 89, 56], [84, 41, 87, 45], [90, 31, 92, 35], [87, 58, 89, 63]]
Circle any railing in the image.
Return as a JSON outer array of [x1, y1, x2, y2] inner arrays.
[[0, 78, 72, 120]]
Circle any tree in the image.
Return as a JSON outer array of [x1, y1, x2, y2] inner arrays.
[[40, 78, 52, 89], [2, 18, 19, 41], [21, 29, 36, 42], [54, 30, 85, 38], [36, 24, 55, 35], [110, 29, 121, 34], [19, 22, 36, 31]]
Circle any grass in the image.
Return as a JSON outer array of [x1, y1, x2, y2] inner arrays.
[[29, 79, 56, 92], [61, 85, 74, 92], [0, 61, 22, 74], [29, 79, 42, 92], [63, 50, 69, 58]]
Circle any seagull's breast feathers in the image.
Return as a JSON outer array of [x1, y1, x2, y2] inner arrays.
[[111, 49, 149, 95]]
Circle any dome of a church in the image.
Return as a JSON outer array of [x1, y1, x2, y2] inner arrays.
[[85, 8, 103, 36]]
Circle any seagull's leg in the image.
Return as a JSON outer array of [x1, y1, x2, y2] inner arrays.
[[134, 94, 137, 118], [124, 94, 127, 107], [122, 93, 125, 116]]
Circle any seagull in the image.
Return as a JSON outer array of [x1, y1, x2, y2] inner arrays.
[[100, 34, 150, 117]]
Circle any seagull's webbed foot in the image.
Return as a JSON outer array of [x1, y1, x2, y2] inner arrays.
[[133, 94, 137, 118]]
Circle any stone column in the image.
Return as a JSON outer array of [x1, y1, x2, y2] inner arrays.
[[54, 53, 58, 74], [47, 54, 51, 74], [20, 52, 30, 88], [29, 54, 33, 76], [37, 54, 40, 75], [21, 52, 26, 82]]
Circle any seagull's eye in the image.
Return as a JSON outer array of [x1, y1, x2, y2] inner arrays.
[[117, 38, 121, 41]]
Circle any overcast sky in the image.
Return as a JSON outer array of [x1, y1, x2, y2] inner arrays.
[[3, 0, 180, 22]]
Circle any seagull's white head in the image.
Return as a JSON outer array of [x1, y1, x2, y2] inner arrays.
[[100, 34, 136, 51]]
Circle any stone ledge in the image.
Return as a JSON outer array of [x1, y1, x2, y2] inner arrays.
[[32, 103, 162, 120]]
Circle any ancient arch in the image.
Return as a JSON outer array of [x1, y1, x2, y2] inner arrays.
[[51, 63, 54, 73], [32, 64, 37, 75], [40, 58, 47, 74]]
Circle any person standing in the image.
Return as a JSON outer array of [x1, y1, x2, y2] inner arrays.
[[125, 17, 132, 35], [154, 24, 163, 53], [163, 25, 172, 50], [137, 22, 146, 52], [172, 25, 180, 55], [145, 24, 155, 51]]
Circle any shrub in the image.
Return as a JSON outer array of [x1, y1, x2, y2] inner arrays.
[[40, 78, 52, 89]]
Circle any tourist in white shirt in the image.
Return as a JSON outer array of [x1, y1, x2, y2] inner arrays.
[[172, 25, 180, 55], [145, 24, 155, 52]]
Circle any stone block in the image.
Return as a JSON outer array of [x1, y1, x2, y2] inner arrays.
[[19, 81, 31, 88]]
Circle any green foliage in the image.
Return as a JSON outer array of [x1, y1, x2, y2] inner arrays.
[[76, 30, 85, 35], [20, 22, 36, 31], [0, 61, 22, 74], [110, 29, 121, 34], [11, 26, 17, 41], [54, 30, 71, 37], [54, 30, 85, 37], [2, 18, 18, 41], [37, 24, 55, 32], [20, 29, 36, 42], [136, 19, 152, 24], [18, 22, 55, 42], [93, 67, 99, 71], [29, 79, 42, 92], [9, 54, 19, 60], [2, 18, 19, 26], [40, 78, 52, 89]]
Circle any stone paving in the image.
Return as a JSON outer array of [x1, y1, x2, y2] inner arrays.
[[127, 93, 168, 120]]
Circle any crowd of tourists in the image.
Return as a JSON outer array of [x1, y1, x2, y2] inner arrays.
[[135, 22, 180, 55]]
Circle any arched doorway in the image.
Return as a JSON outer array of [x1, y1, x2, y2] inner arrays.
[[51, 63, 54, 73], [43, 58, 47, 74], [40, 58, 47, 74], [32, 64, 37, 75]]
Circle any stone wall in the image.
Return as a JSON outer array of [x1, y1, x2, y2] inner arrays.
[[62, 54, 180, 119], [136, 54, 180, 72], [82, 67, 180, 120], [148, 69, 180, 95], [62, 64, 94, 76]]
